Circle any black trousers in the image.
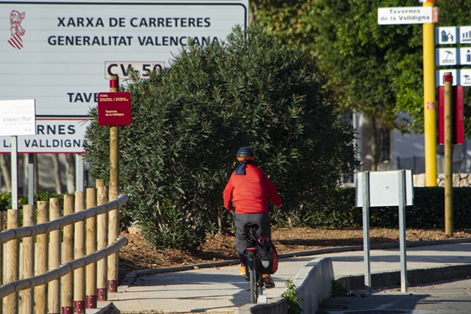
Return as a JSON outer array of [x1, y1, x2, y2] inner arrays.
[[234, 213, 271, 255]]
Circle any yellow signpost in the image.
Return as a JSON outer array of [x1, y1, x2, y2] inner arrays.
[[422, 0, 437, 186], [378, 1, 437, 186]]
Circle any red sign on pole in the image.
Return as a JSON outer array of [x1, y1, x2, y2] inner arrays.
[[97, 92, 132, 126], [438, 85, 464, 145]]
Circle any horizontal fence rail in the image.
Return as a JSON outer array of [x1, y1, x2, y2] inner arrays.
[[0, 195, 129, 243], [0, 179, 130, 314], [0, 237, 128, 299]]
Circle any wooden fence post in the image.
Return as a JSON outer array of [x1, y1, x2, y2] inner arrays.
[[74, 192, 86, 313], [62, 195, 75, 314], [49, 198, 61, 314], [6, 209, 19, 313], [86, 187, 97, 309], [36, 201, 49, 314], [21, 205, 35, 314], [96, 179, 108, 301]]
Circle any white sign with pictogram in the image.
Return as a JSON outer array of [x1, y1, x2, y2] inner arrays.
[[460, 47, 471, 65], [460, 26, 471, 44], [460, 69, 471, 87], [436, 69, 459, 86], [436, 27, 458, 45], [436, 48, 458, 66]]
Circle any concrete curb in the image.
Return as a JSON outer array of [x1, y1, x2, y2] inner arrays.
[[337, 263, 471, 290], [293, 257, 334, 314], [117, 237, 471, 292], [236, 297, 288, 314]]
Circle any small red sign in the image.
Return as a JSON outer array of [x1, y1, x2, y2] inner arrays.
[[97, 92, 132, 126]]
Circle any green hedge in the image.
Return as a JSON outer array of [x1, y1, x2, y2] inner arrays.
[[302, 187, 471, 230]]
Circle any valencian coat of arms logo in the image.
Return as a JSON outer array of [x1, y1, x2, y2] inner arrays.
[[9, 10, 26, 50]]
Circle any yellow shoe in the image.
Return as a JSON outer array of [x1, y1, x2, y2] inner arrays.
[[262, 274, 275, 289], [239, 266, 247, 276]]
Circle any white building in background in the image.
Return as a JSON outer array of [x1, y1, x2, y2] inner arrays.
[[354, 112, 471, 175]]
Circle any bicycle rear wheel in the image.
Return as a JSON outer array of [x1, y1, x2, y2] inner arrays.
[[248, 253, 258, 303]]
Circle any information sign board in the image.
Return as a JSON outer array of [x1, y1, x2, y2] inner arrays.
[[98, 92, 131, 126], [378, 7, 434, 25], [460, 48, 471, 66], [0, 99, 36, 136]]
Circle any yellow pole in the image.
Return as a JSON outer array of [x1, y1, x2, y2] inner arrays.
[[423, 1, 437, 186]]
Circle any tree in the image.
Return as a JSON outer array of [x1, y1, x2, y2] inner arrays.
[[83, 25, 357, 249], [252, 0, 471, 168]]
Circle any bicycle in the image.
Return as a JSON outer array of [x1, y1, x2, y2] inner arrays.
[[245, 223, 264, 303]]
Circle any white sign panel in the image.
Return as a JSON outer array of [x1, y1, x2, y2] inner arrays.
[[0, 0, 248, 117], [436, 27, 458, 45], [436, 48, 457, 66], [0, 99, 36, 136], [436, 69, 459, 86], [378, 7, 433, 25], [460, 26, 471, 44], [460, 47, 471, 65], [460, 69, 471, 87], [0, 118, 90, 153], [356, 170, 414, 207]]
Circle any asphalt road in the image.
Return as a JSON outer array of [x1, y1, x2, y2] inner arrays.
[[318, 277, 471, 314]]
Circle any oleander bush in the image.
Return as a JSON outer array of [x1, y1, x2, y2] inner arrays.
[[83, 25, 358, 249]]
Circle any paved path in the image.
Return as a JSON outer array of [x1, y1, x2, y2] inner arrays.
[[108, 239, 471, 313]]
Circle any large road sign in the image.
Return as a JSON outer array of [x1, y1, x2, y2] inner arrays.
[[0, 0, 248, 118], [0, 118, 89, 153]]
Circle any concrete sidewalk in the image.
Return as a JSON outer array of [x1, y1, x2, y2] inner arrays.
[[105, 239, 471, 313]]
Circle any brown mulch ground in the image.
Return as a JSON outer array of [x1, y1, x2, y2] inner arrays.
[[118, 227, 471, 284]]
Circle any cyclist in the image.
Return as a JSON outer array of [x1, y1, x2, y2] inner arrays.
[[223, 147, 282, 289]]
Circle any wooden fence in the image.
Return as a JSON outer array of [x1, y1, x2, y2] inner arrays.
[[0, 179, 129, 314]]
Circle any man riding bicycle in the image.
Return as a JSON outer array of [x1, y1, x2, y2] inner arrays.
[[223, 147, 282, 289]]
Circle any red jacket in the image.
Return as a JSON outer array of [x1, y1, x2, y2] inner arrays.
[[223, 164, 282, 214]]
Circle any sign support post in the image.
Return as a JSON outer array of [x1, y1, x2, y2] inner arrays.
[[398, 170, 407, 292], [108, 75, 119, 293], [423, 0, 437, 186], [28, 154, 34, 205], [444, 72, 454, 237], [11, 136, 18, 210], [97, 75, 131, 297], [362, 172, 371, 288]]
